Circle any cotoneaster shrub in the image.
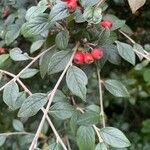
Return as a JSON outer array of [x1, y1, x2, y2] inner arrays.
[[0, 0, 149, 150]]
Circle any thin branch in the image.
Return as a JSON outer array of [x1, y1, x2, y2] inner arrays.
[[0, 69, 67, 150], [0, 132, 34, 136], [119, 30, 150, 61], [97, 68, 105, 128], [0, 45, 55, 91], [29, 42, 80, 150]]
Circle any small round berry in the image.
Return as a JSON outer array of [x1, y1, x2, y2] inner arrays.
[[66, 0, 77, 12], [0, 48, 6, 54], [91, 48, 103, 59], [100, 20, 112, 28], [84, 52, 94, 64], [73, 51, 85, 64]]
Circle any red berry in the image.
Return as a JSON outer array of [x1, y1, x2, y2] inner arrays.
[[73, 51, 85, 64], [100, 20, 112, 28], [66, 0, 77, 12], [91, 48, 103, 59], [2, 7, 9, 18], [84, 52, 94, 64], [0, 48, 6, 54]]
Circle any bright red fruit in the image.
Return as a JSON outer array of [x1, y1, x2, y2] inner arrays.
[[0, 48, 6, 54], [91, 48, 103, 59], [84, 52, 94, 64], [100, 20, 112, 28], [66, 0, 77, 12], [73, 51, 85, 64]]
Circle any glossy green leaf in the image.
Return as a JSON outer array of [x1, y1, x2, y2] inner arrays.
[[104, 79, 129, 98], [95, 143, 108, 150], [0, 54, 9, 66], [30, 40, 45, 54], [10, 48, 30, 61], [116, 41, 135, 65], [3, 82, 19, 109], [83, 6, 102, 24], [66, 65, 88, 101], [20, 68, 39, 79], [0, 135, 6, 147], [48, 50, 72, 75], [18, 93, 48, 118], [100, 127, 131, 148], [55, 30, 69, 50], [13, 119, 24, 131], [49, 2, 69, 23], [77, 126, 95, 150], [49, 102, 75, 120]]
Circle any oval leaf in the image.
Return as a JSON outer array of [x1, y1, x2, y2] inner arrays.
[[100, 127, 131, 148], [18, 93, 48, 118], [77, 126, 95, 150], [66, 65, 88, 101], [104, 79, 129, 98]]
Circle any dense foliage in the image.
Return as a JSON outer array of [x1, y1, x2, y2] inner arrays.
[[0, 0, 150, 150]]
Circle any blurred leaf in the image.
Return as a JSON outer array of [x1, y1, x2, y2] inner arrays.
[[95, 143, 108, 150], [128, 0, 146, 13], [0, 135, 6, 147], [13, 119, 24, 131], [0, 54, 9, 66]]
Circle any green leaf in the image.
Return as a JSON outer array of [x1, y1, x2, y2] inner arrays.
[[77, 126, 95, 150], [10, 48, 30, 61], [39, 47, 56, 78], [48, 50, 72, 75], [98, 28, 110, 45], [0, 135, 6, 147], [0, 54, 9, 66], [26, 0, 48, 21], [70, 112, 81, 135], [83, 6, 102, 24], [133, 43, 145, 61], [21, 14, 49, 37], [95, 143, 108, 150], [116, 41, 135, 65], [30, 40, 45, 54], [13, 119, 24, 131], [104, 79, 129, 98], [14, 92, 26, 110], [49, 102, 75, 120], [77, 110, 100, 126], [18, 93, 48, 118], [81, 0, 99, 7], [55, 30, 69, 50], [5, 24, 20, 45], [20, 68, 39, 79], [74, 8, 85, 23], [100, 127, 131, 148], [49, 2, 69, 23], [143, 69, 150, 85], [53, 90, 68, 103], [66, 65, 88, 101], [3, 82, 19, 109], [47, 142, 61, 150]]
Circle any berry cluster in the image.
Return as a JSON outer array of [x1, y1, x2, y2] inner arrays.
[[73, 48, 103, 65], [0, 48, 6, 54]]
